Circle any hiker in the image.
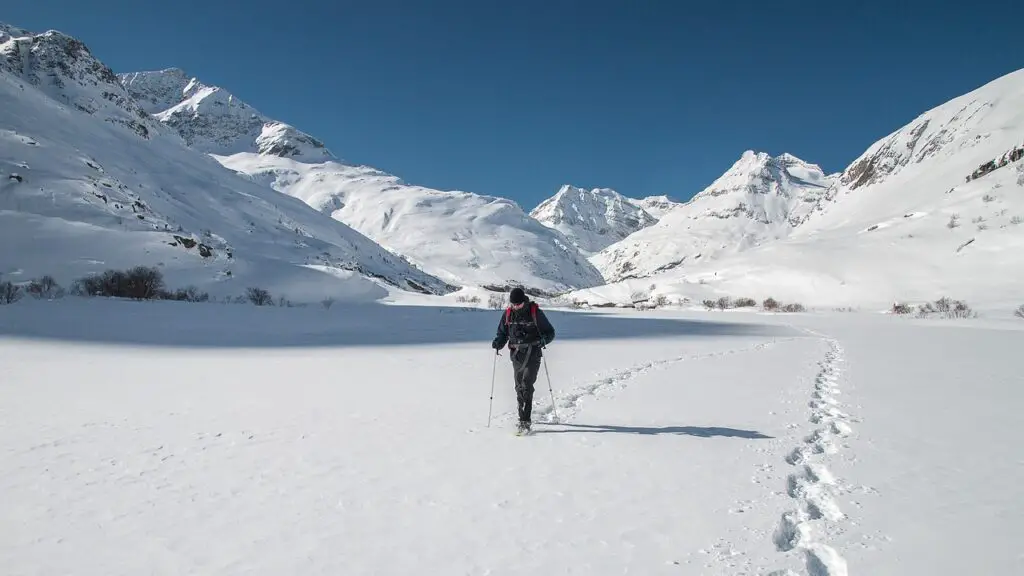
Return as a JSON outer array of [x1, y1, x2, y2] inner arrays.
[[491, 287, 556, 433]]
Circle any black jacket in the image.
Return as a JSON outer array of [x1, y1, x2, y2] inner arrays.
[[492, 300, 556, 350]]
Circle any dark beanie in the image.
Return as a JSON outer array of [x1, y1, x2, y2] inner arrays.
[[509, 287, 526, 304]]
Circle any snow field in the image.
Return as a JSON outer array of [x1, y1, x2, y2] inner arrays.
[[2, 300, 1022, 575]]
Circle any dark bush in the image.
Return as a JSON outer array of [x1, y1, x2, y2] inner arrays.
[[762, 297, 780, 311], [734, 297, 757, 308], [702, 299, 717, 310], [71, 266, 164, 300], [159, 286, 209, 302], [781, 303, 806, 313], [247, 287, 273, 306], [716, 296, 732, 309], [1015, 305, 1024, 319], [0, 281, 22, 304], [321, 297, 335, 310]]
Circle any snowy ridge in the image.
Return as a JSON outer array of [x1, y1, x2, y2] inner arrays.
[[0, 23, 453, 302], [124, 70, 606, 293], [216, 154, 605, 293], [574, 68, 1024, 309], [591, 151, 836, 282], [0, 26, 157, 140], [120, 68, 333, 162], [529, 185, 662, 255]]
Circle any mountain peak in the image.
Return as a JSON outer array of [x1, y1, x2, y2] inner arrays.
[[531, 185, 659, 256], [121, 69, 334, 161]]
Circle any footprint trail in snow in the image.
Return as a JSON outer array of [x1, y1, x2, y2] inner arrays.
[[772, 337, 853, 576]]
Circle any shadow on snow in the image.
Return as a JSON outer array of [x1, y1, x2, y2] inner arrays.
[[0, 298, 803, 348], [533, 423, 774, 439]]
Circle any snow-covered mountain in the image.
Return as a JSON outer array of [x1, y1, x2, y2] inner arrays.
[[0, 23, 453, 302], [591, 151, 837, 282], [119, 68, 333, 162], [529, 185, 668, 256], [214, 154, 605, 293], [124, 68, 605, 293], [574, 68, 1024, 309]]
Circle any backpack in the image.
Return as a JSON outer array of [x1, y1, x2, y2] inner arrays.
[[505, 302, 539, 327]]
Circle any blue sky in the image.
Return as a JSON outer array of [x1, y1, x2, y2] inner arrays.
[[6, 1, 1023, 208]]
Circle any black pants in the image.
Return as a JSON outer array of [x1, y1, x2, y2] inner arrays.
[[510, 345, 542, 422]]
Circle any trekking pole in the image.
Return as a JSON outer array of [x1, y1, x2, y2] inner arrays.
[[487, 351, 498, 427], [542, 355, 559, 423]]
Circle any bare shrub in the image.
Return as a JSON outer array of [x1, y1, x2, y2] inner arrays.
[[982, 194, 996, 203], [781, 303, 806, 313], [487, 293, 506, 309], [277, 296, 293, 308], [1011, 215, 1023, 225], [762, 297, 780, 311], [716, 296, 732, 310], [27, 275, 64, 300], [652, 294, 669, 307], [702, 299, 717, 310], [734, 297, 757, 308], [321, 297, 335, 310], [947, 214, 960, 229], [160, 286, 209, 302], [891, 302, 913, 315], [71, 266, 164, 300], [1015, 305, 1024, 319], [455, 295, 481, 304], [0, 281, 22, 304], [917, 297, 975, 319], [246, 287, 273, 306]]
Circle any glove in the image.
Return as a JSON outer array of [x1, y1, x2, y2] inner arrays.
[[491, 339, 503, 350]]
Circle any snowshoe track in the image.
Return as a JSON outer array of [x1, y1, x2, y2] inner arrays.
[[772, 336, 852, 576], [498, 337, 795, 426]]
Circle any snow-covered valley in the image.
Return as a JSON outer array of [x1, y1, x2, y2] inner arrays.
[[2, 298, 1022, 576]]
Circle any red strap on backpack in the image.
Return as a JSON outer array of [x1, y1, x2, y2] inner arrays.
[[505, 302, 538, 326]]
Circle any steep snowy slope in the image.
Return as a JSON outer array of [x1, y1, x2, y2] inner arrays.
[[214, 154, 605, 293], [529, 185, 663, 255], [574, 68, 1024, 309], [119, 69, 333, 162], [0, 24, 452, 302], [123, 68, 605, 293], [592, 152, 836, 282]]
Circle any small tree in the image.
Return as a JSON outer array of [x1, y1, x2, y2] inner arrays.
[[1015, 305, 1024, 319], [716, 296, 732, 310], [702, 299, 717, 310], [781, 303, 806, 313], [27, 275, 64, 300], [762, 297, 780, 311], [247, 287, 273, 306], [124, 266, 164, 300], [0, 281, 22, 304], [891, 302, 912, 315], [734, 297, 757, 308]]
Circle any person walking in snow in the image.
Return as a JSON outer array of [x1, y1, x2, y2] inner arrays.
[[491, 287, 556, 434]]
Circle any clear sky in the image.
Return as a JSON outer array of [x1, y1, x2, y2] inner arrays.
[[6, 1, 1023, 208]]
